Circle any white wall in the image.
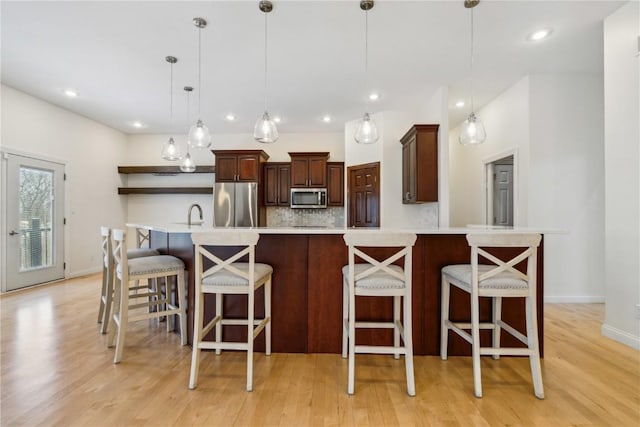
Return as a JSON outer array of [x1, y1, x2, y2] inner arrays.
[[602, 1, 640, 349], [449, 76, 530, 227], [125, 132, 344, 227], [528, 74, 605, 302], [449, 72, 606, 303], [0, 84, 128, 281]]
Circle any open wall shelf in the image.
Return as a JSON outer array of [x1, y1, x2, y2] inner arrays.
[[117, 165, 215, 195]]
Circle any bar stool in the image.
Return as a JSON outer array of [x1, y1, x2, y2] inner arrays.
[[342, 231, 417, 396], [108, 228, 187, 363], [189, 231, 272, 392], [97, 227, 159, 334], [440, 233, 543, 399]]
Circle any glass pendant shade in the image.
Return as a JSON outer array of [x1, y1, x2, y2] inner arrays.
[[161, 137, 182, 160], [458, 112, 486, 145], [180, 151, 196, 173], [253, 111, 278, 144], [354, 112, 379, 144], [188, 119, 211, 148]]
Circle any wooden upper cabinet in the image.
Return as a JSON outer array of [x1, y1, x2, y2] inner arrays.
[[289, 152, 329, 188], [327, 162, 344, 206], [212, 150, 269, 183], [264, 163, 291, 206], [400, 125, 439, 203]]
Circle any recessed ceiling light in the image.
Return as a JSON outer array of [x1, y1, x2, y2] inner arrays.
[[225, 114, 236, 121], [130, 121, 145, 129], [63, 89, 78, 98], [322, 115, 332, 123], [273, 116, 281, 123], [455, 101, 465, 108], [368, 92, 380, 101], [527, 28, 552, 41]]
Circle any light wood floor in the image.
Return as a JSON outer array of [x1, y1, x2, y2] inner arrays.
[[1, 274, 639, 426]]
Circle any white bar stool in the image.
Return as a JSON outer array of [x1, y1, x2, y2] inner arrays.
[[440, 233, 544, 399], [342, 231, 417, 396], [189, 231, 272, 392], [98, 227, 159, 334], [107, 228, 187, 363]]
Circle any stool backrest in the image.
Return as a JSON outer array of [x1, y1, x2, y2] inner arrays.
[[101, 227, 112, 269], [343, 231, 417, 283], [111, 228, 129, 279], [192, 231, 260, 284], [136, 228, 150, 249], [466, 233, 541, 288]]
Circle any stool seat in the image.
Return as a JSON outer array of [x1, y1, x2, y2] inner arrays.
[[127, 247, 159, 259], [341, 264, 406, 289], [442, 264, 528, 291], [122, 255, 185, 277], [203, 262, 273, 287]]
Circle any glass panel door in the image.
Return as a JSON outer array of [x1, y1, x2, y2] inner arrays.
[[4, 153, 65, 290]]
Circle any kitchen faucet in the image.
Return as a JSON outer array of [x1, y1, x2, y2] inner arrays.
[[188, 203, 203, 227]]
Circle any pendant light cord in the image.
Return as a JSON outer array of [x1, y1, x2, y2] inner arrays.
[[197, 26, 202, 117], [186, 90, 191, 153], [264, 11, 268, 112], [169, 62, 174, 124], [364, 8, 369, 112], [470, 7, 475, 113]]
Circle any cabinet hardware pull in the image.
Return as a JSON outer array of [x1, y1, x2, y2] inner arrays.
[[406, 192, 411, 200]]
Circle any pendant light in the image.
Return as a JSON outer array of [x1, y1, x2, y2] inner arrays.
[[459, 0, 487, 145], [354, 0, 379, 145], [188, 17, 212, 149], [161, 56, 182, 160], [253, 0, 278, 144], [180, 86, 196, 173]]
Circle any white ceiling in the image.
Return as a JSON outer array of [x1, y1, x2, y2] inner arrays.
[[1, 0, 623, 135]]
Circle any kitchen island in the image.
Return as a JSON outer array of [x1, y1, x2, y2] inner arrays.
[[128, 223, 546, 356]]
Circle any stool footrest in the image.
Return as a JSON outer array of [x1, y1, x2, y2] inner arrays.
[[355, 345, 407, 355]]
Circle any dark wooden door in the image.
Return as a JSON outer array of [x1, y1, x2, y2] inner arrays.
[[347, 162, 380, 227], [264, 164, 278, 206], [402, 138, 417, 203]]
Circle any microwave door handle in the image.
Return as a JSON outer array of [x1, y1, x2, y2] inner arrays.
[[317, 192, 321, 204]]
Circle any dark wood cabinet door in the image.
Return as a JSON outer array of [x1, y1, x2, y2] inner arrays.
[[308, 156, 328, 187], [289, 152, 329, 188], [327, 162, 344, 206], [215, 154, 239, 182], [277, 164, 291, 206], [237, 154, 261, 181], [264, 164, 278, 206], [400, 125, 439, 203], [290, 157, 310, 187]]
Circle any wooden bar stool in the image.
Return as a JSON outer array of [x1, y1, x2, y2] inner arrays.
[[440, 233, 544, 399], [342, 231, 417, 396], [98, 227, 159, 334], [107, 228, 187, 363], [189, 231, 272, 392]]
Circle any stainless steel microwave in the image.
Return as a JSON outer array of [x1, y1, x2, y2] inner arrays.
[[290, 188, 327, 209]]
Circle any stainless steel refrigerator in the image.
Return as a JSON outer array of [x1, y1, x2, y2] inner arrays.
[[213, 182, 259, 227]]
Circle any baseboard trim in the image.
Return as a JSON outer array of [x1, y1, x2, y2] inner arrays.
[[601, 323, 640, 350], [544, 296, 605, 303], [68, 267, 101, 278]]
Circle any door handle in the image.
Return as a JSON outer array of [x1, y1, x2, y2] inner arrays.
[[9, 230, 18, 236]]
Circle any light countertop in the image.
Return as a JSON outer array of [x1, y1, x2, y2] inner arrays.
[[126, 222, 560, 235]]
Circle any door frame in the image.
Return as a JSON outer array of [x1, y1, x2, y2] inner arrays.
[[1, 148, 68, 292], [482, 148, 518, 227]]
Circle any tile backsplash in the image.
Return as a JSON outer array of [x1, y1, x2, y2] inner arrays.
[[267, 207, 345, 227]]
